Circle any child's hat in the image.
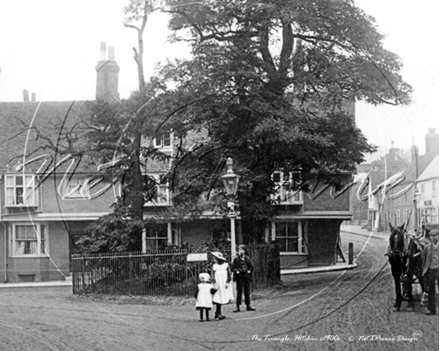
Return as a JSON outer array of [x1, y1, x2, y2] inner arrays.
[[199, 273, 210, 282], [211, 251, 226, 261]]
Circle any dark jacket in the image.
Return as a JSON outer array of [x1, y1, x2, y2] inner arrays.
[[422, 241, 439, 276], [232, 255, 253, 281]]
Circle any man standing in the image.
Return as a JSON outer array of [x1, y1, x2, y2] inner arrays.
[[232, 245, 256, 312], [422, 229, 439, 315]]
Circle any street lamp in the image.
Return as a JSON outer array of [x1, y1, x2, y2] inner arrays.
[[222, 157, 240, 259], [413, 188, 421, 234]]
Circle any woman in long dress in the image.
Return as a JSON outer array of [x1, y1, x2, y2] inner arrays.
[[211, 251, 232, 320]]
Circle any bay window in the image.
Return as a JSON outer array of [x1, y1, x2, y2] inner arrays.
[[5, 174, 38, 206]]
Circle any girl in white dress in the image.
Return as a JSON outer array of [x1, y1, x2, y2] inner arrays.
[[211, 252, 233, 320], [195, 272, 214, 322]]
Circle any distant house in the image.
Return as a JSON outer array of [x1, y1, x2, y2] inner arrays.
[[350, 143, 408, 231], [414, 154, 439, 231], [350, 129, 439, 233]]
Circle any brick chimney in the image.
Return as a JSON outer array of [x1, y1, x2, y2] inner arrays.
[[425, 128, 439, 155], [95, 42, 120, 101]]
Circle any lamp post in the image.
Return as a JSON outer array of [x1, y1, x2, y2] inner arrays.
[[413, 188, 421, 234], [222, 157, 240, 259]]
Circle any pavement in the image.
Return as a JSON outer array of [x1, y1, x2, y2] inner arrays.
[[340, 224, 389, 242], [280, 224, 388, 276], [0, 225, 388, 288], [0, 275, 73, 289]]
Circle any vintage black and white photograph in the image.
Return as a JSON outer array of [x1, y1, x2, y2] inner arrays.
[[0, 1, 438, 350]]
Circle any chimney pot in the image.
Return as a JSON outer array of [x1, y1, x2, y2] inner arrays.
[[100, 42, 107, 61], [31, 93, 36, 102], [108, 47, 115, 60], [23, 89, 29, 102]]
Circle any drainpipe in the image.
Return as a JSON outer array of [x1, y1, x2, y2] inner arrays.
[[1, 221, 7, 282]]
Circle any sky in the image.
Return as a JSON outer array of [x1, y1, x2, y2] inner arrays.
[[0, 0, 438, 161]]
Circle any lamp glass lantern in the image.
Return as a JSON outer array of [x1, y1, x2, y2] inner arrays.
[[221, 157, 239, 197]]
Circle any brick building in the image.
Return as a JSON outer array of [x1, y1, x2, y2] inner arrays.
[[0, 43, 354, 282], [0, 44, 118, 283]]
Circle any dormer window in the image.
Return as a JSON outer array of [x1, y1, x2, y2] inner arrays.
[[5, 174, 38, 207]]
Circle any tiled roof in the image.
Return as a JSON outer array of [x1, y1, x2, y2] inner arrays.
[[416, 154, 439, 182], [357, 149, 438, 189], [0, 101, 91, 173], [404, 152, 438, 183]]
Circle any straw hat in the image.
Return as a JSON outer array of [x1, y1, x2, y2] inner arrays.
[[199, 273, 210, 282], [211, 252, 226, 261]]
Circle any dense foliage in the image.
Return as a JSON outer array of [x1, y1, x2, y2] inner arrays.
[[78, 0, 412, 249], [154, 0, 412, 238]]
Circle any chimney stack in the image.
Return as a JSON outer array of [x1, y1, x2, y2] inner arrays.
[[31, 93, 36, 102], [23, 89, 29, 102], [95, 42, 120, 102]]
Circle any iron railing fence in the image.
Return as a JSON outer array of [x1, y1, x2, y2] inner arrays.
[[72, 244, 280, 296]]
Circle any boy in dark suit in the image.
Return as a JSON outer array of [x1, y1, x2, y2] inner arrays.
[[232, 245, 256, 312]]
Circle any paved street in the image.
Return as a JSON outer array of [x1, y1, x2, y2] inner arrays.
[[0, 230, 437, 351]]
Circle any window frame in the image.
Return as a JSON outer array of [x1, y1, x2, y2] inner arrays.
[[5, 174, 38, 207], [272, 220, 307, 254], [10, 223, 49, 257], [144, 174, 170, 206], [145, 224, 168, 250], [153, 132, 173, 149], [62, 177, 91, 199], [272, 171, 302, 204]]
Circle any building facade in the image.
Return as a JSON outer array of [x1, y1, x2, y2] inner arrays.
[[0, 43, 354, 283], [350, 129, 439, 233], [415, 154, 439, 231]]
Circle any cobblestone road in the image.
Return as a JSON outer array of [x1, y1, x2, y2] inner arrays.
[[0, 232, 437, 351]]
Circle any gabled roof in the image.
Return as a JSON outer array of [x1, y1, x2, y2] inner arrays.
[[358, 147, 438, 188], [0, 101, 90, 173], [402, 152, 438, 185], [416, 154, 439, 182], [357, 151, 407, 190]]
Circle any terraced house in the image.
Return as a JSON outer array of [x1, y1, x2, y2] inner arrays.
[[0, 43, 354, 283]]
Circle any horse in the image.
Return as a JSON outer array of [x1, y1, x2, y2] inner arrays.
[[386, 223, 426, 312], [402, 231, 428, 310]]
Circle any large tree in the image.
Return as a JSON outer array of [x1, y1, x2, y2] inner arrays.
[[153, 0, 412, 240], [11, 1, 413, 247]]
